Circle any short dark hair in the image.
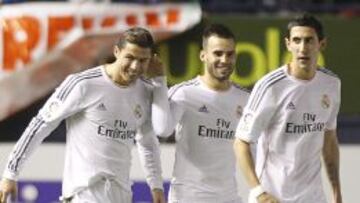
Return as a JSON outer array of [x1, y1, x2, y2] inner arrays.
[[117, 27, 155, 51], [286, 13, 325, 41], [202, 24, 235, 48]]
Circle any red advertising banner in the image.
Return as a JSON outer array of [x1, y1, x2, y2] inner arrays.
[[0, 2, 202, 121]]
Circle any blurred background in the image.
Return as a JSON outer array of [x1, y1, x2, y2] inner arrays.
[[0, 0, 359, 202]]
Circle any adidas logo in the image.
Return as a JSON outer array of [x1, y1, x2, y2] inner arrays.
[[198, 105, 209, 113], [96, 103, 107, 111], [286, 102, 296, 110]]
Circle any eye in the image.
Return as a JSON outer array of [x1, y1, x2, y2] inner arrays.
[[227, 51, 235, 57], [305, 38, 314, 43], [125, 55, 134, 60], [139, 58, 148, 63], [292, 38, 301, 44], [214, 51, 223, 57]]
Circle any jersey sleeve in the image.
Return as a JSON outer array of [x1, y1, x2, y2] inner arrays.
[[135, 120, 163, 190], [2, 74, 85, 180], [157, 84, 186, 138], [325, 79, 341, 130], [150, 76, 171, 136], [235, 80, 277, 143]]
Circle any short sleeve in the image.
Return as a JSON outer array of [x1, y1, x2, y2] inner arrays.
[[325, 79, 341, 130], [235, 80, 277, 143]]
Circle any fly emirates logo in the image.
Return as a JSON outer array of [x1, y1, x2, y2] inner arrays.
[[98, 119, 136, 140], [285, 113, 325, 134], [198, 118, 235, 140]]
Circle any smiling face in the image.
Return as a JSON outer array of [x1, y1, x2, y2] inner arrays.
[[200, 35, 236, 82], [286, 26, 326, 73], [113, 42, 152, 85]]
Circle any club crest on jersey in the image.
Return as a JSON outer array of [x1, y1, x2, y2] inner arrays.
[[43, 100, 61, 120], [238, 112, 253, 131], [321, 94, 330, 109], [134, 104, 143, 119], [243, 113, 253, 124], [198, 105, 209, 113], [236, 105, 243, 118]]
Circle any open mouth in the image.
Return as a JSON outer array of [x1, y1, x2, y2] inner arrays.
[[298, 56, 310, 61], [217, 65, 231, 70]]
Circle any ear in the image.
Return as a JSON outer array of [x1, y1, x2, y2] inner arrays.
[[113, 45, 121, 58], [319, 38, 327, 51], [285, 37, 291, 51], [199, 50, 206, 62]]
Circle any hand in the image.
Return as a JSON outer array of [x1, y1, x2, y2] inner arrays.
[[257, 192, 279, 203], [145, 54, 165, 78], [0, 178, 17, 203], [151, 188, 166, 203]]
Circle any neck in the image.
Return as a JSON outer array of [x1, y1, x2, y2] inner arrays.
[[104, 64, 129, 86], [200, 74, 231, 91], [288, 62, 316, 80]]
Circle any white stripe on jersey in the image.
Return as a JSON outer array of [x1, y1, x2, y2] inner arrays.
[[8, 115, 45, 172], [168, 78, 200, 99], [249, 69, 286, 111], [57, 69, 102, 101]]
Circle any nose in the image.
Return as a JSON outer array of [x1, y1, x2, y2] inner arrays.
[[299, 41, 307, 53], [220, 54, 229, 64], [130, 60, 141, 72]]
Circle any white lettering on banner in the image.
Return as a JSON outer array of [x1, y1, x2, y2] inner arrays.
[[0, 2, 202, 73]]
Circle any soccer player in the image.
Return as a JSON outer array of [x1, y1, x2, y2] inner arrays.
[[160, 24, 250, 203], [234, 14, 342, 203], [0, 27, 168, 203]]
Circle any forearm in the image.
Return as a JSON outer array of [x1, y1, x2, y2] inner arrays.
[[323, 130, 342, 202], [137, 143, 163, 190], [3, 115, 57, 180], [323, 145, 340, 189], [136, 124, 164, 190], [234, 138, 260, 187]]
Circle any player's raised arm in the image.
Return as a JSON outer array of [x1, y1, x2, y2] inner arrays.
[[146, 54, 171, 136]]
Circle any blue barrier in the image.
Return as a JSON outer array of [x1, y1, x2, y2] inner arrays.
[[17, 181, 170, 203]]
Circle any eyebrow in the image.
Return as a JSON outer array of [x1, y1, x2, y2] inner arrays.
[[213, 49, 235, 53], [292, 36, 315, 40]]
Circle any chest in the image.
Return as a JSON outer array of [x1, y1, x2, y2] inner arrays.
[[276, 84, 335, 125], [182, 90, 247, 130], [84, 88, 151, 129]]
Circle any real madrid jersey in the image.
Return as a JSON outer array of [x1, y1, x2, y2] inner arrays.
[[3, 66, 167, 198], [165, 76, 249, 202], [236, 65, 341, 203]]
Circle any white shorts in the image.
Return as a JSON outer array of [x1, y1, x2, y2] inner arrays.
[[70, 178, 132, 203], [168, 184, 242, 203], [169, 197, 242, 203]]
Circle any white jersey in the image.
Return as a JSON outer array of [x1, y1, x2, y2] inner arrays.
[[3, 66, 168, 198], [165, 76, 249, 203], [236, 65, 341, 203]]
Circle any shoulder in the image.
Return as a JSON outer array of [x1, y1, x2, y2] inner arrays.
[[258, 67, 287, 83], [56, 67, 103, 101], [231, 83, 251, 95], [138, 76, 154, 89], [169, 77, 201, 99], [67, 67, 103, 86], [139, 76, 153, 86], [255, 67, 287, 89], [317, 67, 341, 84]]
